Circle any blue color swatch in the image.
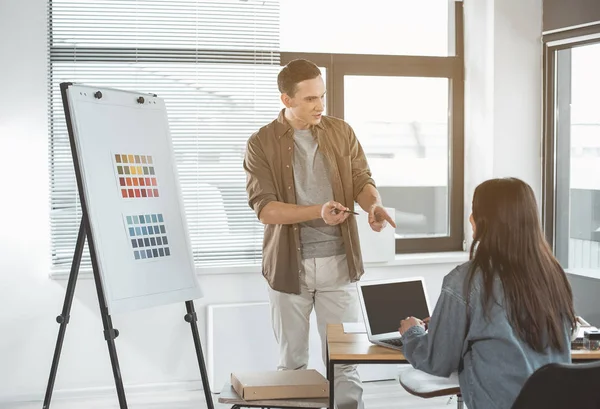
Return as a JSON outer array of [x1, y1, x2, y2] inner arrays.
[[126, 213, 171, 260]]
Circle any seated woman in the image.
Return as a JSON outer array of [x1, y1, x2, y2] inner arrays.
[[399, 177, 577, 409]]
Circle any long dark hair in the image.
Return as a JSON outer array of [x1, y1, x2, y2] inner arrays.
[[468, 178, 576, 352]]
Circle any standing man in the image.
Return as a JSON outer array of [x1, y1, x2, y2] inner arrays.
[[243, 59, 396, 409]]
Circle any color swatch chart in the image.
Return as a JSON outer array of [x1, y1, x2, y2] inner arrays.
[[126, 213, 171, 260], [114, 154, 159, 199]]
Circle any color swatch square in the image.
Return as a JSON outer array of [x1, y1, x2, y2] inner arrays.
[[125, 213, 171, 261], [113, 153, 160, 199]]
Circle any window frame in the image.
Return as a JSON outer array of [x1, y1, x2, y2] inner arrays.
[[542, 23, 600, 261], [281, 2, 464, 254]]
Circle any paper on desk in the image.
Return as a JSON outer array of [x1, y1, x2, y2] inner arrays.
[[343, 322, 366, 333]]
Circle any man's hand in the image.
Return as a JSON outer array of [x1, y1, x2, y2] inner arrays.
[[321, 201, 350, 226], [368, 205, 397, 232], [399, 316, 425, 336]]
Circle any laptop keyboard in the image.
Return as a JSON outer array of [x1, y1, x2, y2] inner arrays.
[[381, 338, 403, 347]]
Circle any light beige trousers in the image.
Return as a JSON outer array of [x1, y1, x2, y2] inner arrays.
[[268, 254, 364, 409]]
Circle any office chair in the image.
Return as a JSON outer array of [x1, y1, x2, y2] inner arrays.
[[399, 368, 463, 409], [511, 361, 600, 409]]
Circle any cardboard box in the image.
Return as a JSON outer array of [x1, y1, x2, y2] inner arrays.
[[231, 369, 329, 401]]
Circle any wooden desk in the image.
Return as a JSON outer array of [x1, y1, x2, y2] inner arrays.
[[571, 348, 600, 360], [325, 324, 600, 409], [325, 324, 408, 409], [326, 324, 407, 361]]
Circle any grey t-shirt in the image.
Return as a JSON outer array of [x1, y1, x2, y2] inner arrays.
[[292, 129, 345, 259]]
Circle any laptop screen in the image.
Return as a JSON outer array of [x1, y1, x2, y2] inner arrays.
[[360, 280, 430, 336]]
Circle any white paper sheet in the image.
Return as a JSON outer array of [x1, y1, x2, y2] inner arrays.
[[343, 322, 367, 333]]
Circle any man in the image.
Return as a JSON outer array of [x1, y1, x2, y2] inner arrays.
[[243, 59, 396, 409]]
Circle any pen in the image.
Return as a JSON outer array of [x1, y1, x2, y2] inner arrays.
[[333, 208, 359, 216]]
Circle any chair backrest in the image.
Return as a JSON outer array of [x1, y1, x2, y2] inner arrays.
[[511, 361, 600, 409]]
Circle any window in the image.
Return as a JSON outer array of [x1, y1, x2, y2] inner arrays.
[[49, 0, 280, 272], [280, 0, 450, 56], [49, 1, 464, 274], [543, 25, 600, 277], [344, 76, 450, 239], [281, 2, 464, 253]]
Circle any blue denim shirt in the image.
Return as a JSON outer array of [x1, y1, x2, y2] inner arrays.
[[401, 261, 571, 409]]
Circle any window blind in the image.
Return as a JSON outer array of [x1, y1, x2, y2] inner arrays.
[[49, 0, 281, 272]]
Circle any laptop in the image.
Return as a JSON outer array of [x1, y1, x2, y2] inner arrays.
[[356, 277, 431, 351]]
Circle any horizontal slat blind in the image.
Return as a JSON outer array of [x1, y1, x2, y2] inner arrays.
[[49, 0, 280, 272]]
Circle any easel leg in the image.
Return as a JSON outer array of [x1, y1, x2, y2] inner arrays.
[[43, 220, 86, 409], [184, 300, 215, 409], [86, 225, 128, 409], [99, 312, 128, 408]]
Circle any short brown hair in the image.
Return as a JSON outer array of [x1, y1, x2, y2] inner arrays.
[[277, 59, 321, 97]]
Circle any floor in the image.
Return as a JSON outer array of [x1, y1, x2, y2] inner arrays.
[[6, 380, 456, 409]]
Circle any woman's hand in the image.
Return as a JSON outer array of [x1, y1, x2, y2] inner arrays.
[[399, 316, 426, 335]]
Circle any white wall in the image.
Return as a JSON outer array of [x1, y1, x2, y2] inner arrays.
[[463, 0, 495, 243], [492, 0, 543, 197], [462, 0, 544, 245], [0, 0, 543, 403]]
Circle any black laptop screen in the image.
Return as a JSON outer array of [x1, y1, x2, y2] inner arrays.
[[360, 280, 430, 336]]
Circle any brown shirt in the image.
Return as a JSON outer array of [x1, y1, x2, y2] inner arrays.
[[243, 109, 376, 294]]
